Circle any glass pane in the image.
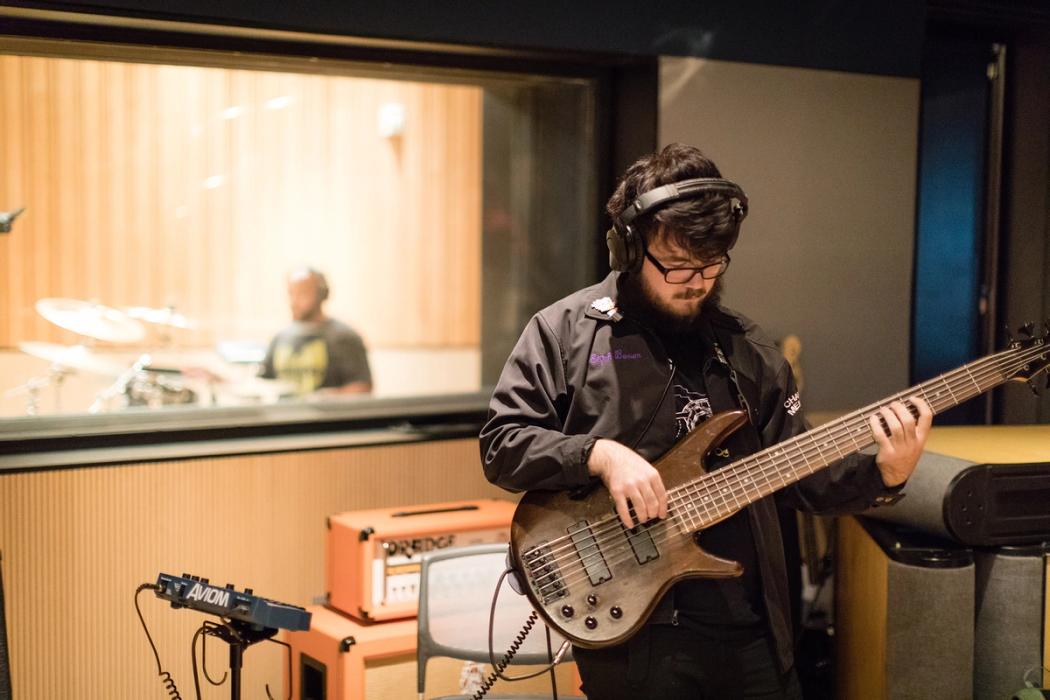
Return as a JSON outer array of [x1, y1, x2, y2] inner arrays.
[[0, 43, 597, 422]]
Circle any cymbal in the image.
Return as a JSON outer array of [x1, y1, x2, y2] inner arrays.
[[36, 298, 146, 343], [18, 341, 126, 376], [124, 306, 196, 330]]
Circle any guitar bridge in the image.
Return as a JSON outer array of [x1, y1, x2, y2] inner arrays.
[[522, 542, 569, 605]]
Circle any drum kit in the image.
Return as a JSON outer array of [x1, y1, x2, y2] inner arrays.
[[4, 299, 200, 415]]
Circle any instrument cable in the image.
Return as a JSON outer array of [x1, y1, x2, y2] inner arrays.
[[135, 582, 184, 699], [471, 567, 571, 700]]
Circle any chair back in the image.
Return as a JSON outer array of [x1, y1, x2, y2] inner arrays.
[[416, 543, 572, 695]]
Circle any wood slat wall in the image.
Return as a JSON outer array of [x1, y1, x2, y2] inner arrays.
[[0, 53, 482, 350], [0, 438, 510, 698]]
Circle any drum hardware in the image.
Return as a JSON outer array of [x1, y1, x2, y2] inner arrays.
[[3, 367, 71, 415], [11, 342, 126, 415], [35, 298, 145, 344]]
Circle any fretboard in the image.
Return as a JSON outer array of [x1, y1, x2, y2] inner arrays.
[[671, 344, 1029, 531]]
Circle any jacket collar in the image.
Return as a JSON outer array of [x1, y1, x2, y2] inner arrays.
[[583, 272, 625, 322]]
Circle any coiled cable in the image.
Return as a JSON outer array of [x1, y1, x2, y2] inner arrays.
[[135, 582, 184, 699]]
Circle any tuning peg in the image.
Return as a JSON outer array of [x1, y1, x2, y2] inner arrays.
[[1019, 322, 1035, 338]]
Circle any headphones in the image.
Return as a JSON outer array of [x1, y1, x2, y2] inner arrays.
[[606, 177, 749, 272]]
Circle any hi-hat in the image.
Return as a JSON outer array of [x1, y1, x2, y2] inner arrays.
[[18, 341, 126, 376], [36, 298, 146, 343], [124, 306, 196, 330]]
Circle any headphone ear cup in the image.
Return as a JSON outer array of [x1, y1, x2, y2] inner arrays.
[[606, 226, 628, 271], [606, 224, 643, 272]]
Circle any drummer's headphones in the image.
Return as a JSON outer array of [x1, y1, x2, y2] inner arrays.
[[606, 177, 749, 273]]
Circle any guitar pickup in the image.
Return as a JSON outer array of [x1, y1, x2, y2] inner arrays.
[[568, 521, 612, 586], [626, 523, 659, 565]]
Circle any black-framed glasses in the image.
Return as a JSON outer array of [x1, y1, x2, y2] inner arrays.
[[643, 249, 731, 284]]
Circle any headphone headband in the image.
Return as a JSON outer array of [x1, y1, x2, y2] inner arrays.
[[620, 177, 748, 228]]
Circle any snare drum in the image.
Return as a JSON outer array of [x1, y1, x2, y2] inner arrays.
[[124, 371, 197, 407]]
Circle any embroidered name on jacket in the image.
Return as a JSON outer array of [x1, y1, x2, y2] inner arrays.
[[784, 391, 802, 416], [590, 349, 643, 366]]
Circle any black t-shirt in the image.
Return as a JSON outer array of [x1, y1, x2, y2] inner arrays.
[[663, 333, 764, 628]]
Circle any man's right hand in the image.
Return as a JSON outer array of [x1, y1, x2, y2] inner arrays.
[[588, 438, 669, 529]]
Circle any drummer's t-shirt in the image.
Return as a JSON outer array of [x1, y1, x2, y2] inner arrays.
[[259, 319, 371, 394]]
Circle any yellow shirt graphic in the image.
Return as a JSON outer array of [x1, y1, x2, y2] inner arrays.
[[272, 337, 329, 394]]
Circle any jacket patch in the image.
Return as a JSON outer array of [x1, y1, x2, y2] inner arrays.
[[784, 391, 802, 416]]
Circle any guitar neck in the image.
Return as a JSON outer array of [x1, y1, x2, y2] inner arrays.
[[672, 345, 1023, 529]]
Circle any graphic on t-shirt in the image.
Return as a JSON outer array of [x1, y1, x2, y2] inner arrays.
[[674, 384, 713, 439], [272, 337, 329, 394]]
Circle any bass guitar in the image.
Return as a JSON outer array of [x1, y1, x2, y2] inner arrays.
[[509, 326, 1050, 649]]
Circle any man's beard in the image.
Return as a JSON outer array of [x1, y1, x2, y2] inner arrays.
[[618, 273, 723, 337]]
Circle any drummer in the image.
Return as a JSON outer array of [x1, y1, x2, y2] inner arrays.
[[259, 267, 372, 396]]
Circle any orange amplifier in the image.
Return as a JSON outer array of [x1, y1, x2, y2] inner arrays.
[[326, 499, 515, 621]]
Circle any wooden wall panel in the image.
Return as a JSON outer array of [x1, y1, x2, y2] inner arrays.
[[0, 437, 511, 698], [0, 53, 482, 352]]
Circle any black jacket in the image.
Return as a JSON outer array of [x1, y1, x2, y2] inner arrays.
[[480, 272, 900, 671]]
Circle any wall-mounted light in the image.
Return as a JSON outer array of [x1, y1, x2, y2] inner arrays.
[[378, 102, 406, 138], [265, 95, 294, 111]]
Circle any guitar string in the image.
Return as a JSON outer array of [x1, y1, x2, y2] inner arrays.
[[528, 345, 1042, 597], [523, 344, 1032, 576], [525, 345, 1048, 598], [526, 344, 1041, 595], [529, 345, 1048, 598]]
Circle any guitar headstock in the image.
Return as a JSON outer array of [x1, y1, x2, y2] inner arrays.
[[1006, 320, 1050, 389]]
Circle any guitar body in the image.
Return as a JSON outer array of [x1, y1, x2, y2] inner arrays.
[[510, 410, 750, 649]]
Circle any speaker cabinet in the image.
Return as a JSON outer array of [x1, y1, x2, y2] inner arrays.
[[836, 517, 975, 700], [973, 545, 1049, 700], [285, 606, 578, 699]]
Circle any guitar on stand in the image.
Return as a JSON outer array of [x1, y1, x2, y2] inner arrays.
[[510, 325, 1050, 649]]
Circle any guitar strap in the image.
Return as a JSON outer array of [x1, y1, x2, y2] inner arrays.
[[711, 337, 754, 424], [705, 325, 797, 674]]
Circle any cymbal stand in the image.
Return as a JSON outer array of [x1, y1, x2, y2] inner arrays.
[[90, 353, 151, 414], [3, 365, 72, 415]]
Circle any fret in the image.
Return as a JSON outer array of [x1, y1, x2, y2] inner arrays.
[[682, 500, 701, 533], [963, 365, 982, 394], [793, 438, 816, 475], [844, 421, 860, 455], [806, 432, 830, 468], [940, 377, 959, 405]]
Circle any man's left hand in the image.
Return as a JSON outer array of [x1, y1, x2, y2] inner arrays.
[[869, 397, 933, 487]]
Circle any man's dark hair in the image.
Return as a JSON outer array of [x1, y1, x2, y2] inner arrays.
[[606, 143, 739, 260]]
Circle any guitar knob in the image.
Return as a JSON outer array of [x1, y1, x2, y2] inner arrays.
[[560, 605, 574, 618], [585, 616, 598, 630], [610, 606, 623, 619], [586, 594, 598, 607]]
